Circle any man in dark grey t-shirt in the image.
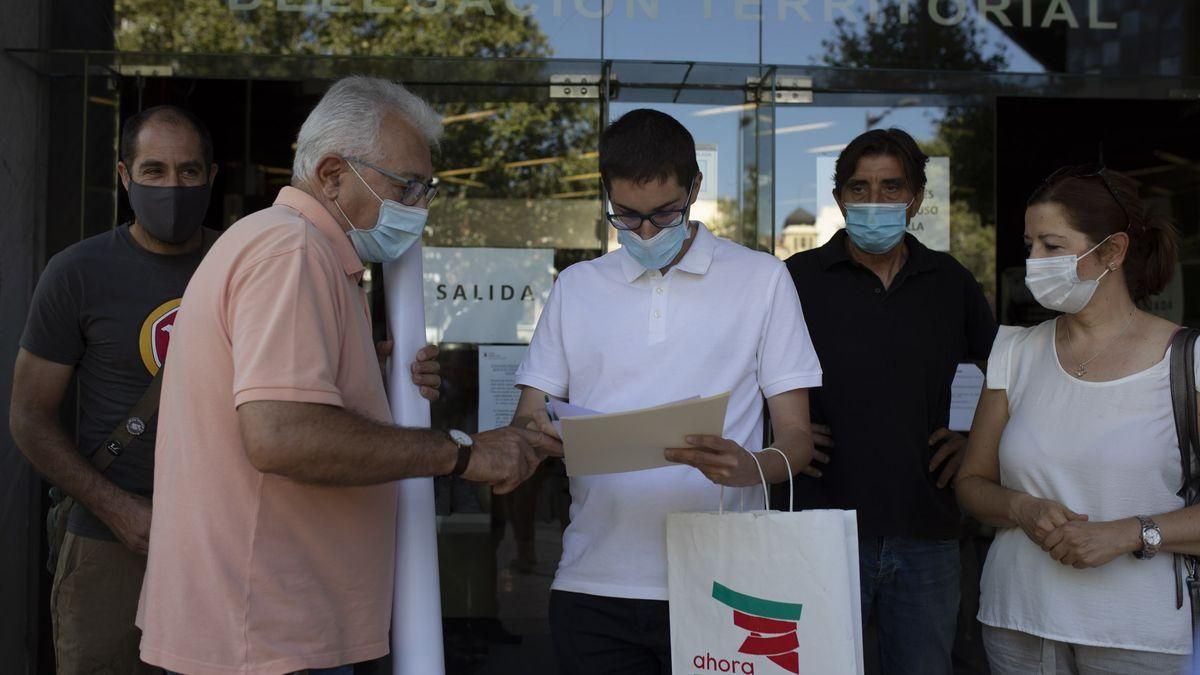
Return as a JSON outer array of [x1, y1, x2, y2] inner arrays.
[[22, 219, 211, 540], [11, 105, 221, 674]]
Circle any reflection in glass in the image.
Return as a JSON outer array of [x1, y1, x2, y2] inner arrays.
[[425, 100, 602, 250], [601, 0, 760, 64], [114, 0, 600, 59]]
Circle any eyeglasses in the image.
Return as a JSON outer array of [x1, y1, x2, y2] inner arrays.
[[605, 183, 696, 231], [345, 156, 439, 207], [1033, 163, 1133, 231]]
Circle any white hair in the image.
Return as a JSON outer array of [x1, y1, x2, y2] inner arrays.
[[292, 76, 443, 182]]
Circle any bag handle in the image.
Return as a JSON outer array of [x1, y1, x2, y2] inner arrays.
[[764, 446, 794, 512], [718, 447, 796, 514], [1167, 327, 1200, 619]]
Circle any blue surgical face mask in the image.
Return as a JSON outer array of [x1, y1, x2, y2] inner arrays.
[[844, 201, 911, 254], [335, 161, 428, 263], [618, 222, 692, 271]]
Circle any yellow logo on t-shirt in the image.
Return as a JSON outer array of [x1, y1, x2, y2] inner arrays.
[[139, 299, 182, 376]]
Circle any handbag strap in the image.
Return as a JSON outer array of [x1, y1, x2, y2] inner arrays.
[[90, 365, 164, 473], [1168, 327, 1200, 615], [1169, 328, 1199, 506]]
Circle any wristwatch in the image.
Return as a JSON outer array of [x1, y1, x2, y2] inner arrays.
[[1133, 515, 1162, 560], [447, 429, 474, 477]]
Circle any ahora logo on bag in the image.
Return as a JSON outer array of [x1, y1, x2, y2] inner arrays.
[[692, 581, 804, 675]]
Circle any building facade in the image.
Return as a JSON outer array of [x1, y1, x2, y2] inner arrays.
[[2, 0, 1199, 672]]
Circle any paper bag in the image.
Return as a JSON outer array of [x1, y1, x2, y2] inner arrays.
[[667, 508, 863, 675]]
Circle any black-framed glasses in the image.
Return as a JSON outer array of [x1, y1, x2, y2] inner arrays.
[[345, 156, 439, 207], [1033, 163, 1133, 231], [605, 184, 696, 231]]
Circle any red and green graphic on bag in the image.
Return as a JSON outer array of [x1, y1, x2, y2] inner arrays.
[[710, 581, 803, 674]]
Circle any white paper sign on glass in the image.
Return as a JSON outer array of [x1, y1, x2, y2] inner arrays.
[[949, 363, 985, 432], [815, 155, 951, 252], [477, 345, 528, 432], [423, 247, 555, 344], [696, 144, 719, 202]]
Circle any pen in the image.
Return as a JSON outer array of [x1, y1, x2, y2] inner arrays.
[[544, 394, 561, 424]]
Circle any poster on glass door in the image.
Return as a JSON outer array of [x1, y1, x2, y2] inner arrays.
[[478, 345, 528, 432], [423, 247, 555, 344], [814, 156, 950, 252]]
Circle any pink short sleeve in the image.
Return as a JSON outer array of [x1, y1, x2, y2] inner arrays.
[[227, 239, 346, 409]]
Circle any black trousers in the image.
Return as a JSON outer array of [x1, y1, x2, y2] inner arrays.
[[550, 590, 671, 675]]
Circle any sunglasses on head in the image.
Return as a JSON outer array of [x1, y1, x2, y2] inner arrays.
[[1032, 163, 1134, 232]]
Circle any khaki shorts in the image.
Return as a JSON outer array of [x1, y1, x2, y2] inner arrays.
[[50, 531, 158, 675]]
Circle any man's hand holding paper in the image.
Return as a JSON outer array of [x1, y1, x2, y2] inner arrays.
[[664, 435, 765, 487]]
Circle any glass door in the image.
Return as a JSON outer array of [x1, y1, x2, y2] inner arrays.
[[419, 92, 603, 675], [419, 61, 778, 675]]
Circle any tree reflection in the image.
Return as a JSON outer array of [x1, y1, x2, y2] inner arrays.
[[115, 0, 602, 249]]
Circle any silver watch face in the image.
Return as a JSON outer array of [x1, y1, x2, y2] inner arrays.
[[1145, 527, 1162, 547], [449, 429, 473, 447]]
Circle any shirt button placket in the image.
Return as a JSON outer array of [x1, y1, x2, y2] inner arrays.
[[649, 271, 667, 344]]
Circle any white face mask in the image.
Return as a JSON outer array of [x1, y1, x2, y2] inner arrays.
[[1024, 235, 1113, 314]]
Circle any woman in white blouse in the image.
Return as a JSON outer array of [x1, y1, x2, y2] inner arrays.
[[956, 165, 1198, 674]]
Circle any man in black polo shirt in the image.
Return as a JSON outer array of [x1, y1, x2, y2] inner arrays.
[[785, 128, 996, 675]]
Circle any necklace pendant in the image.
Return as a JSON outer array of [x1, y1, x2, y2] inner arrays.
[[1074, 364, 1088, 377]]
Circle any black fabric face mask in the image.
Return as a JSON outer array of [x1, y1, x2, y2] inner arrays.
[[128, 181, 212, 245]]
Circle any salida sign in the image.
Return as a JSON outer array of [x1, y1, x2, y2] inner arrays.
[[423, 246, 554, 344], [691, 582, 805, 675], [433, 282, 535, 302]]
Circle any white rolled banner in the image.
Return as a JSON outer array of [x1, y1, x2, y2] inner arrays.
[[384, 241, 446, 675]]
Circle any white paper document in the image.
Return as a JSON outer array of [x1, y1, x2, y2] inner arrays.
[[555, 393, 731, 476], [477, 345, 527, 432], [545, 398, 601, 437], [949, 363, 985, 432]]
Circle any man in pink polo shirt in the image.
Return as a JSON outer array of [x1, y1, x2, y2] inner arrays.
[[137, 76, 557, 675]]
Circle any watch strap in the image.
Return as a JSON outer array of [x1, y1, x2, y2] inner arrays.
[[450, 441, 473, 477], [1134, 515, 1160, 560]]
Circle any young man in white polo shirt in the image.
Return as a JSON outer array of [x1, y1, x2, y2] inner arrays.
[[511, 109, 823, 674]]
